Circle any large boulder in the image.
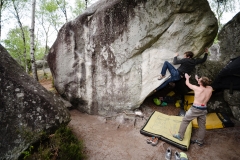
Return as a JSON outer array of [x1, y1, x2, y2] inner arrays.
[[224, 90, 240, 121], [218, 12, 240, 64], [0, 44, 71, 160], [197, 12, 240, 80], [35, 60, 48, 70], [196, 12, 240, 120], [207, 91, 232, 115], [48, 0, 218, 116], [220, 12, 240, 120]]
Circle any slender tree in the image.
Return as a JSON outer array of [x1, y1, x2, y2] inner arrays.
[[40, 0, 63, 33], [55, 0, 68, 22], [30, 0, 38, 80], [37, 0, 63, 55], [37, 12, 51, 56], [10, 0, 29, 73]]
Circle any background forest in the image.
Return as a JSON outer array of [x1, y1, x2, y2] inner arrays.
[[0, 0, 239, 79]]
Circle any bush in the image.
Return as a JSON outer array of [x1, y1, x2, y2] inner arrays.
[[19, 126, 86, 160]]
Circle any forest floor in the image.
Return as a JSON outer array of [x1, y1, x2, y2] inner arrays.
[[39, 70, 240, 160]]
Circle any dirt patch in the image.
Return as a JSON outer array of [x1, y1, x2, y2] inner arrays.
[[39, 79, 53, 90], [38, 69, 56, 92], [68, 108, 240, 160], [40, 78, 240, 160]]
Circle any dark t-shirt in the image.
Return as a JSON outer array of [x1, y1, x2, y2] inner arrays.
[[173, 53, 208, 75]]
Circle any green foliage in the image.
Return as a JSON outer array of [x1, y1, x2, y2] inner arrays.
[[38, 0, 65, 32], [35, 46, 46, 60], [42, 0, 58, 12], [54, 127, 86, 160], [19, 126, 86, 160], [213, 35, 219, 44], [3, 26, 45, 68], [21, 146, 34, 160], [1, 0, 89, 60], [3, 26, 30, 66], [52, 77, 54, 86], [70, 0, 86, 18]]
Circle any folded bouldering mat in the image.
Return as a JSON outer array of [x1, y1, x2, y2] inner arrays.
[[140, 111, 192, 151], [192, 112, 234, 129]]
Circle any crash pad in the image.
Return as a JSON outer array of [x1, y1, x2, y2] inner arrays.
[[140, 111, 192, 151], [184, 92, 194, 111], [192, 112, 234, 129]]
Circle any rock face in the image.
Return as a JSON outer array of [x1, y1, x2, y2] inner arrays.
[[219, 12, 240, 121], [218, 12, 240, 64], [200, 12, 240, 79], [207, 91, 232, 115], [35, 60, 48, 70], [196, 12, 240, 120], [48, 0, 218, 115], [0, 44, 71, 160], [224, 90, 240, 121]]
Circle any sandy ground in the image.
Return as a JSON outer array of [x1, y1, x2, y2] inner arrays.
[[40, 77, 240, 160], [68, 108, 240, 160]]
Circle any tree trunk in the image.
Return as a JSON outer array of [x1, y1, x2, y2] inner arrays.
[[0, 0, 3, 40], [30, 0, 38, 81], [56, 0, 68, 22], [12, 0, 28, 73]]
